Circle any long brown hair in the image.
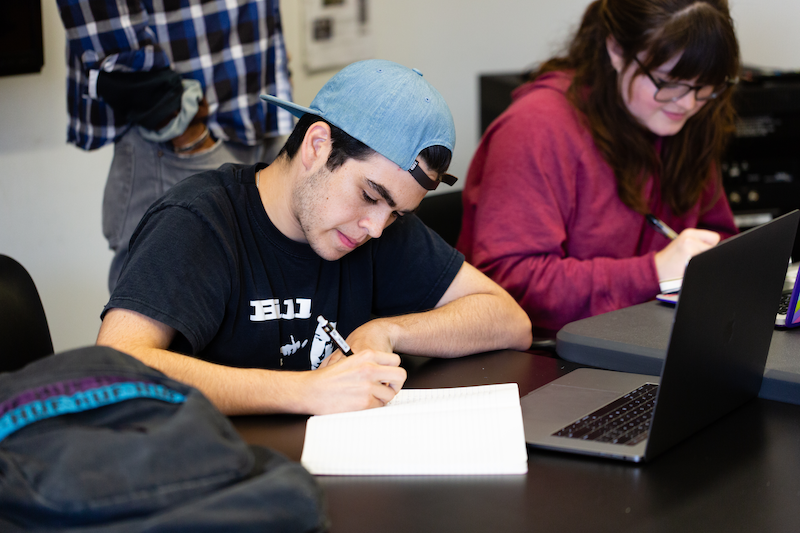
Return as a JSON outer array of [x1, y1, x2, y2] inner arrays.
[[533, 0, 739, 214]]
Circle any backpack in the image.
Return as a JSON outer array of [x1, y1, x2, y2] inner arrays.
[[0, 345, 328, 532]]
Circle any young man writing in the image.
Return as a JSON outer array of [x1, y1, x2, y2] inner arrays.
[[97, 60, 532, 416]]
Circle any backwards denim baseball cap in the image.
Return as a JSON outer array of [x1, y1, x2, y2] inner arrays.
[[260, 59, 457, 191]]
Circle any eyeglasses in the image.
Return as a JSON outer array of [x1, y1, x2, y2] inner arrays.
[[632, 57, 737, 103]]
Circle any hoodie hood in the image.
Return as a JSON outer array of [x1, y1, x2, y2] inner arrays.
[[511, 70, 574, 102]]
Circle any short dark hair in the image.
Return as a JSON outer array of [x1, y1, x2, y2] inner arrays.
[[418, 144, 452, 181], [278, 114, 452, 179]]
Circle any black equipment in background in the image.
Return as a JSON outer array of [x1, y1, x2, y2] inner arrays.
[[0, 1, 44, 77], [722, 68, 800, 242]]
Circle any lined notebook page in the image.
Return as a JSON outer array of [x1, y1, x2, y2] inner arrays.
[[300, 383, 528, 476]]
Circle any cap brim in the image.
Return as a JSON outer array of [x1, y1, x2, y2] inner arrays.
[[260, 94, 315, 119]]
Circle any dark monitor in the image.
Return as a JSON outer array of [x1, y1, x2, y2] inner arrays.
[[479, 73, 526, 134], [720, 68, 800, 260], [0, 1, 44, 77], [722, 71, 800, 218]]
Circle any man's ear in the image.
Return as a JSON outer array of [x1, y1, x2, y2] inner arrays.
[[606, 36, 625, 74], [300, 121, 332, 172]]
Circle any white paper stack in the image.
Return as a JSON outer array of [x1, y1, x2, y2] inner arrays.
[[300, 383, 529, 476]]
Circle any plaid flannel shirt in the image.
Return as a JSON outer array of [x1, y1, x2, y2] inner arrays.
[[57, 0, 293, 150]]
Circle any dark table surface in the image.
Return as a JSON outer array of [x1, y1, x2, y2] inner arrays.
[[231, 350, 800, 533]]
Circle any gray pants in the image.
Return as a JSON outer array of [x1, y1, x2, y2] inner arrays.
[[102, 128, 284, 293]]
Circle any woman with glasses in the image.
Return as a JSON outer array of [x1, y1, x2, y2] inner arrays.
[[458, 0, 740, 335]]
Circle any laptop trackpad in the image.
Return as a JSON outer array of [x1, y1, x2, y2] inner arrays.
[[521, 383, 622, 424]]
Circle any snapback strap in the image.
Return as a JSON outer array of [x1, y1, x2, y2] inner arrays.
[[409, 160, 458, 191]]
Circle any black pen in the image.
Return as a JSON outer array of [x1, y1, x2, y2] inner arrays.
[[645, 214, 679, 240], [317, 315, 354, 356]]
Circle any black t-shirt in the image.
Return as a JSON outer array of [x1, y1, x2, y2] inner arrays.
[[103, 163, 464, 371]]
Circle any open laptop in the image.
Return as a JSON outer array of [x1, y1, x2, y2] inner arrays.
[[521, 210, 800, 462]]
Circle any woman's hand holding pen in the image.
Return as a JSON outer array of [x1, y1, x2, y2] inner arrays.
[[654, 228, 721, 281]]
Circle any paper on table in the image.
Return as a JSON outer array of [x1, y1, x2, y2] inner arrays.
[[658, 277, 682, 294], [300, 383, 529, 476]]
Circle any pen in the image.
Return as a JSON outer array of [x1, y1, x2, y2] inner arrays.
[[645, 214, 679, 241], [317, 315, 354, 356]]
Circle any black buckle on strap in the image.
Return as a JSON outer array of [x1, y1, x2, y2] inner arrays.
[[409, 160, 458, 191]]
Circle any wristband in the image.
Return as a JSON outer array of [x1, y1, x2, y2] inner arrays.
[[173, 125, 210, 153]]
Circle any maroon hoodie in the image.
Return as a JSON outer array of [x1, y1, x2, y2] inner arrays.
[[457, 70, 737, 334]]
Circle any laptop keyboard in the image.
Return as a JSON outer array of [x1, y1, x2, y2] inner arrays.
[[778, 291, 791, 316], [552, 383, 658, 446]]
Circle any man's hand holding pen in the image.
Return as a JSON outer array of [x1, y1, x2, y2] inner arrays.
[[301, 348, 406, 414], [310, 316, 404, 413]]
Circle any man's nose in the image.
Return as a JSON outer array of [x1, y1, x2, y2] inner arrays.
[[359, 210, 393, 239]]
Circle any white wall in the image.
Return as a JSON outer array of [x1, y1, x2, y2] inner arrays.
[[0, 0, 114, 354], [1, 0, 798, 353]]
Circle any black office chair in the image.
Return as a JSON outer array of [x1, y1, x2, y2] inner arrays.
[[415, 190, 463, 247], [0, 254, 54, 372]]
